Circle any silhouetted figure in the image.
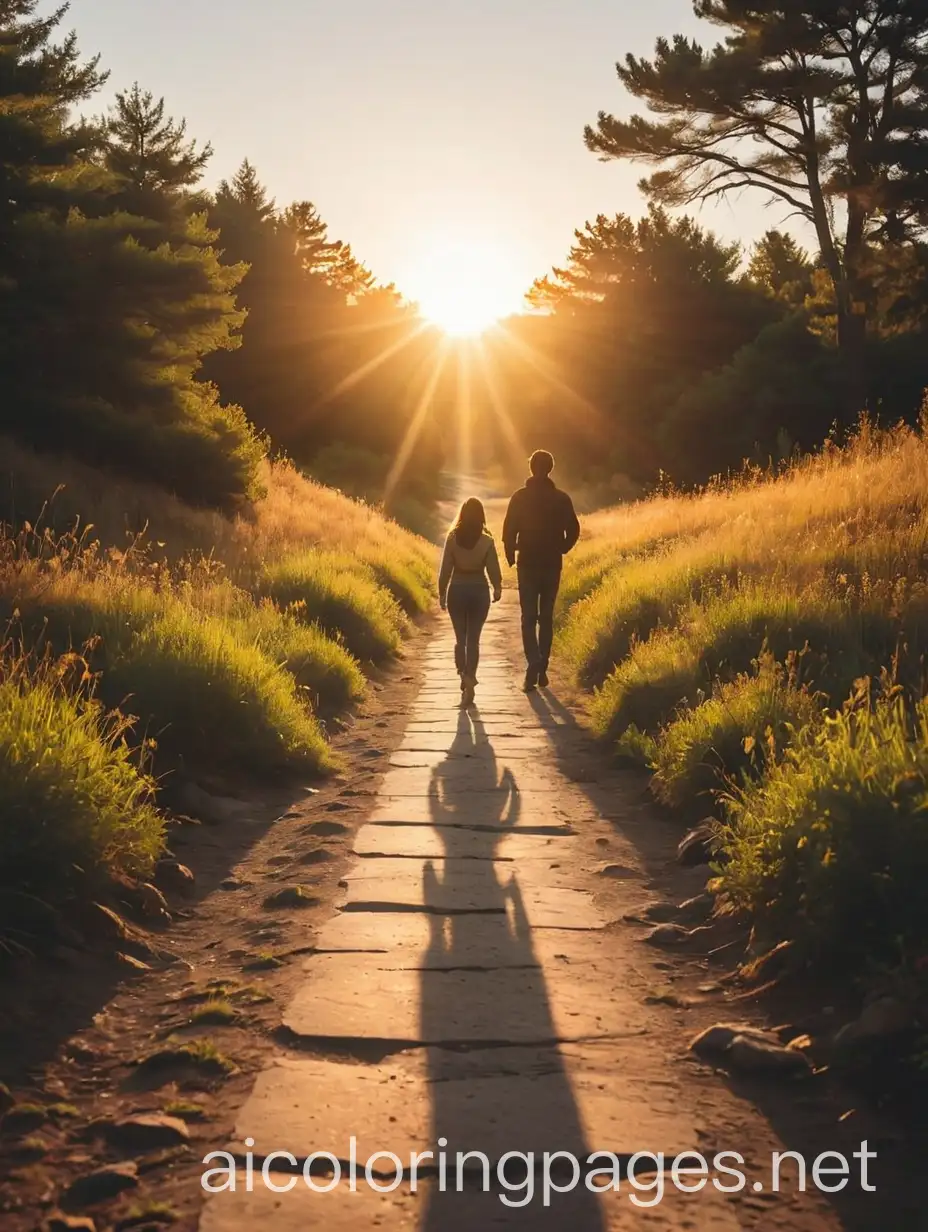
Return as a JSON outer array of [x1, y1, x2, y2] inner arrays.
[[438, 497, 502, 705], [503, 451, 580, 691]]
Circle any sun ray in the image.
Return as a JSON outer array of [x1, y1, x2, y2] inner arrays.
[[383, 342, 450, 504], [472, 338, 529, 475], [310, 319, 431, 410], [494, 320, 605, 427]]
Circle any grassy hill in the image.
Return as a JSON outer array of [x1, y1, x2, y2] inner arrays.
[[558, 415, 928, 974], [0, 438, 434, 915]]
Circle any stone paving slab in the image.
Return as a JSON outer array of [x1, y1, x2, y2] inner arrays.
[[341, 856, 587, 897], [338, 872, 605, 927], [309, 917, 631, 975], [399, 732, 551, 752], [228, 1047, 688, 1168], [353, 823, 580, 861], [366, 799, 583, 831], [311, 910, 539, 966], [391, 745, 547, 766], [385, 761, 562, 784], [283, 960, 626, 1044]]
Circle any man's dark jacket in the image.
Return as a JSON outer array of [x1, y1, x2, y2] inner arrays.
[[502, 475, 580, 570]]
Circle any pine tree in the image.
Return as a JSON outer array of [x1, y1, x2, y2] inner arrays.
[[0, 1, 105, 233], [281, 201, 374, 296], [216, 158, 276, 224], [522, 205, 771, 479], [747, 231, 814, 306], [528, 206, 741, 310], [103, 83, 212, 219], [584, 0, 928, 405]]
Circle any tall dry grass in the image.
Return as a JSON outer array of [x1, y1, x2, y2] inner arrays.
[[558, 413, 928, 970]]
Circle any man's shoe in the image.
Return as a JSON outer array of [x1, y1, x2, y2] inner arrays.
[[523, 666, 539, 692], [538, 665, 549, 688]]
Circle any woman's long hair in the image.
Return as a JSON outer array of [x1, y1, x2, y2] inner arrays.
[[451, 497, 487, 551]]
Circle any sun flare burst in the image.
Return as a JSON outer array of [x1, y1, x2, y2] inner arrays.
[[403, 234, 525, 337]]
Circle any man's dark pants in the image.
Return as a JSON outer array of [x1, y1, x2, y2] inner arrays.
[[517, 565, 561, 669]]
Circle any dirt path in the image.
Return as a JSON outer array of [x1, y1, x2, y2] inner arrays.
[[194, 596, 915, 1232]]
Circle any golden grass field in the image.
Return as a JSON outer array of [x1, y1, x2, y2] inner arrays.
[[558, 415, 928, 969]]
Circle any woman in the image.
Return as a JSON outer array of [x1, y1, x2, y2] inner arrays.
[[438, 498, 502, 705]]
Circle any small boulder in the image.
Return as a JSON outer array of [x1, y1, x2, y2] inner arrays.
[[834, 996, 914, 1047], [117, 953, 151, 973], [1, 1103, 47, 1135], [690, 1022, 780, 1056], [175, 783, 250, 825], [101, 1113, 190, 1152], [676, 892, 714, 924], [88, 903, 131, 942], [137, 883, 171, 921], [598, 863, 639, 879], [155, 860, 195, 897], [46, 1213, 96, 1232], [677, 822, 717, 867], [298, 849, 334, 866], [62, 1162, 139, 1208], [640, 902, 680, 924], [644, 923, 690, 947], [305, 820, 348, 838], [727, 1035, 813, 1075], [262, 886, 320, 910]]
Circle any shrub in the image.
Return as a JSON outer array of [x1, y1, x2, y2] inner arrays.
[[717, 691, 928, 966], [650, 656, 821, 808], [0, 648, 163, 899]]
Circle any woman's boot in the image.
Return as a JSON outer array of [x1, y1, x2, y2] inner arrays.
[[461, 672, 476, 707]]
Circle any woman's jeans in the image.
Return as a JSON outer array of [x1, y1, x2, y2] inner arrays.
[[447, 583, 490, 678]]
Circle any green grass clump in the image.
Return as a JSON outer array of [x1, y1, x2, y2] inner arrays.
[[650, 656, 822, 808], [590, 627, 702, 739], [589, 582, 875, 740], [190, 998, 238, 1025], [104, 611, 333, 775], [717, 691, 928, 966], [0, 650, 163, 899], [558, 551, 726, 688], [7, 579, 334, 777], [262, 550, 405, 662], [354, 544, 433, 614], [218, 594, 365, 718], [555, 543, 627, 618]]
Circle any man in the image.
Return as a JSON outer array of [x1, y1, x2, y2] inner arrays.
[[502, 450, 580, 691]]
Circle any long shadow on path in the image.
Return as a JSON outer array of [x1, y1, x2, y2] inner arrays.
[[418, 706, 607, 1229]]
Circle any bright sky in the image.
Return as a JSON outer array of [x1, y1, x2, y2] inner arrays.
[[58, 0, 800, 321]]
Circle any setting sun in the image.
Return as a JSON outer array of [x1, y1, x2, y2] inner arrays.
[[403, 234, 525, 336]]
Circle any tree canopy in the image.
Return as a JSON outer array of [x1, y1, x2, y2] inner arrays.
[[585, 0, 928, 405]]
